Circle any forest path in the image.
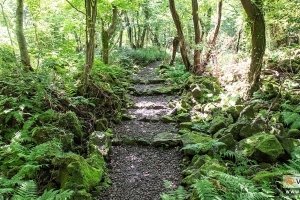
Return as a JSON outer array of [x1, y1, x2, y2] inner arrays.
[[99, 61, 183, 200]]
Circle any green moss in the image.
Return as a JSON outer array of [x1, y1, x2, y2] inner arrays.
[[176, 113, 191, 122], [200, 158, 227, 175], [286, 129, 300, 139], [180, 122, 193, 129], [238, 133, 284, 162], [161, 115, 175, 123], [280, 138, 300, 155], [53, 153, 104, 192], [209, 113, 233, 134], [32, 126, 74, 151], [58, 111, 83, 142], [252, 170, 286, 184], [95, 118, 108, 131]]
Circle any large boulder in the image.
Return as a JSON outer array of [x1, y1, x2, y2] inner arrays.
[[57, 111, 83, 143], [209, 113, 233, 134], [238, 133, 284, 162], [53, 153, 104, 199], [239, 116, 267, 139], [180, 131, 214, 155], [32, 126, 74, 151]]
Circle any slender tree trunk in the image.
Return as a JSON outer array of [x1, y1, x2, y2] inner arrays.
[[169, 37, 179, 66], [192, 0, 201, 73], [101, 6, 118, 64], [168, 0, 191, 71], [1, 1, 14, 53], [195, 0, 222, 75], [16, 0, 33, 71], [80, 0, 97, 94], [241, 0, 266, 96], [125, 13, 133, 48]]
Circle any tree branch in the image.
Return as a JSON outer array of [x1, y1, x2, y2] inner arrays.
[[65, 0, 86, 15]]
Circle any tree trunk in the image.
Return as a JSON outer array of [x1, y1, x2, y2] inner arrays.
[[125, 13, 134, 48], [1, 1, 14, 53], [192, 0, 201, 73], [16, 0, 33, 71], [195, 0, 222, 75], [119, 30, 123, 47], [168, 0, 191, 71], [241, 0, 266, 96], [169, 37, 179, 66], [102, 6, 118, 64], [80, 0, 97, 94]]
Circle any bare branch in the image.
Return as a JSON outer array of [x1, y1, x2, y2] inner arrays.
[[65, 0, 85, 15]]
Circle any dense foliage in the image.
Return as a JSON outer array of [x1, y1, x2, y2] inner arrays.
[[0, 0, 300, 199]]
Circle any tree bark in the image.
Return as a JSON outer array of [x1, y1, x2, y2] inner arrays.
[[240, 0, 266, 96], [169, 37, 179, 66], [168, 0, 191, 71], [192, 0, 201, 73], [16, 0, 33, 71], [102, 6, 118, 64], [80, 0, 97, 94]]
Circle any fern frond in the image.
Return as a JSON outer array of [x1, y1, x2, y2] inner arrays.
[[192, 179, 219, 200], [36, 189, 73, 200], [160, 186, 187, 200], [12, 180, 37, 200]]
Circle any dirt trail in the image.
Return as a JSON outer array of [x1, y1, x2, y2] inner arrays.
[[99, 61, 183, 200]]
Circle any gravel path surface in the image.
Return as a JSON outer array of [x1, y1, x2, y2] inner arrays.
[[99, 61, 183, 200]]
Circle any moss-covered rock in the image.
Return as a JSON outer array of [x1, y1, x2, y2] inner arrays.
[[239, 116, 267, 139], [209, 113, 233, 134], [176, 113, 191, 122], [238, 133, 284, 162], [180, 122, 193, 129], [152, 132, 181, 147], [88, 130, 112, 156], [180, 131, 213, 155], [286, 129, 300, 139], [280, 138, 300, 155], [252, 170, 286, 184], [218, 133, 237, 150], [161, 115, 175, 123], [181, 156, 226, 186], [32, 126, 74, 151], [95, 118, 108, 131], [199, 158, 227, 175], [53, 153, 104, 193], [224, 119, 248, 141], [239, 105, 255, 119], [191, 84, 202, 100], [226, 105, 244, 121], [58, 111, 83, 143]]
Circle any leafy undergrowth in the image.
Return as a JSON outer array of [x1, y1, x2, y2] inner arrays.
[[159, 59, 300, 200], [0, 46, 136, 199], [111, 46, 168, 68], [0, 45, 171, 199]]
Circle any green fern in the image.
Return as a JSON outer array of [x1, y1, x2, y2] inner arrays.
[[160, 186, 188, 200], [181, 140, 225, 154], [37, 189, 73, 200], [216, 173, 274, 200], [192, 179, 219, 200], [282, 111, 300, 129], [12, 180, 37, 200]]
